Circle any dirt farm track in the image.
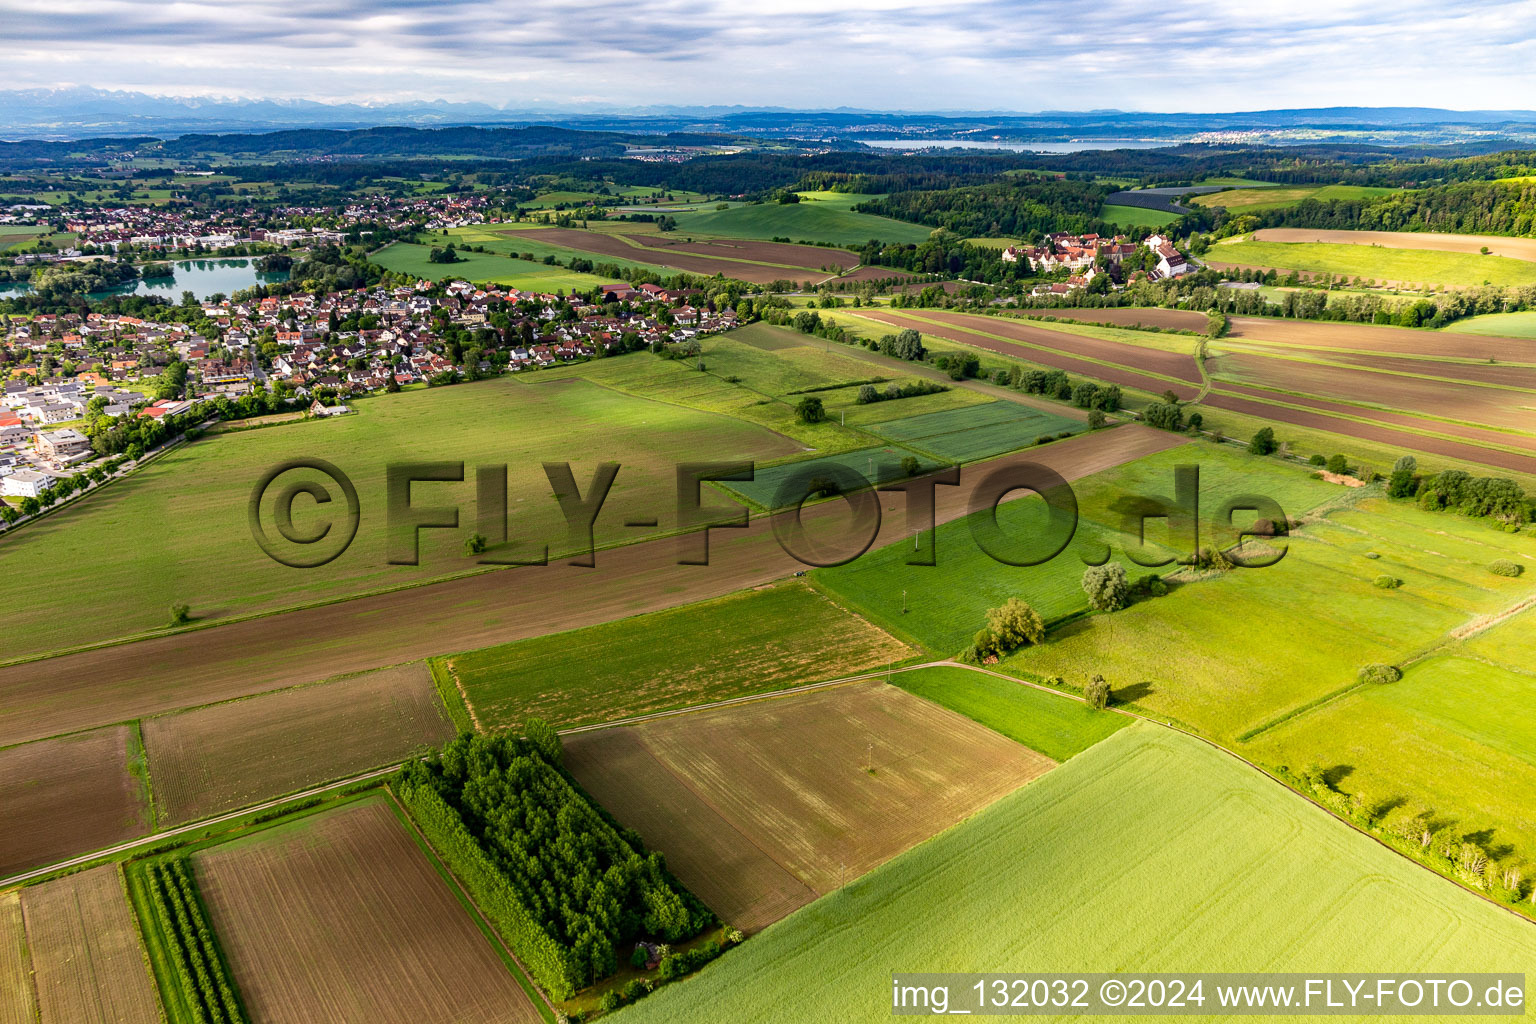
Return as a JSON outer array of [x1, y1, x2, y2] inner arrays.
[[0, 427, 1181, 749]]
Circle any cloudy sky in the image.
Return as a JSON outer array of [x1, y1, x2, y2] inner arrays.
[[7, 0, 1536, 110]]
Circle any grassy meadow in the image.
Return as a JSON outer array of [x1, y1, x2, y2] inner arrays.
[[618, 724, 1536, 1024], [369, 241, 610, 291], [814, 442, 1341, 653], [892, 665, 1127, 760], [1209, 238, 1536, 288], [0, 372, 799, 659], [435, 226, 682, 278], [662, 192, 933, 246], [1192, 184, 1398, 211], [1443, 310, 1536, 339], [552, 322, 997, 458], [1099, 203, 1181, 228], [448, 580, 912, 729], [1007, 496, 1536, 739]]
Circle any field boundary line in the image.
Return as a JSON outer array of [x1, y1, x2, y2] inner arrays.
[[1218, 336, 1536, 370], [869, 309, 1202, 389], [1215, 343, 1536, 398], [1205, 386, 1536, 458], [0, 764, 400, 890], [1210, 374, 1536, 441]]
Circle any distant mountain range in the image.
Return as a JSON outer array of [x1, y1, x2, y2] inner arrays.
[[8, 88, 1536, 143]]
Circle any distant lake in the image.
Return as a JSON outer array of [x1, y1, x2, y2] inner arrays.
[[860, 139, 1180, 153], [0, 257, 289, 300]]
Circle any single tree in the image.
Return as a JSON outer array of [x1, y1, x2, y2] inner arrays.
[[1081, 563, 1130, 612], [1085, 674, 1111, 710], [1249, 426, 1278, 455], [985, 598, 1044, 651]]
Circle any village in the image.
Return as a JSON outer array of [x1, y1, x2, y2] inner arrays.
[[0, 273, 738, 521], [1002, 231, 1194, 295]]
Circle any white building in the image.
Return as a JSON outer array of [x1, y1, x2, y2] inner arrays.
[[2, 469, 56, 498]]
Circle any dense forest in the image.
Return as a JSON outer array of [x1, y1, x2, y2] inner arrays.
[[1232, 179, 1536, 236], [856, 178, 1114, 238]]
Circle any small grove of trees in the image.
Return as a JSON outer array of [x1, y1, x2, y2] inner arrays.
[[963, 597, 1044, 663], [427, 245, 464, 264], [395, 728, 712, 999], [854, 379, 946, 405], [1142, 401, 1183, 431], [1081, 563, 1130, 612], [1385, 453, 1534, 526], [1249, 426, 1278, 455]]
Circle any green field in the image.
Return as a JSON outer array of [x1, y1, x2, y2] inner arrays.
[[369, 242, 610, 291], [663, 193, 933, 246], [1442, 310, 1536, 338], [1009, 495, 1536, 740], [893, 665, 1127, 760], [814, 442, 1341, 654], [619, 724, 1536, 1024], [1192, 185, 1398, 212], [1208, 238, 1536, 288], [872, 401, 1080, 462], [448, 580, 911, 729], [518, 190, 608, 208], [0, 373, 799, 660], [1099, 203, 1181, 228], [961, 236, 1026, 249], [1247, 596, 1536, 875], [716, 444, 942, 509], [554, 322, 991, 455], [438, 226, 682, 278]]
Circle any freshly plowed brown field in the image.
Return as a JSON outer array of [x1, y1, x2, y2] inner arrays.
[[0, 726, 149, 878], [21, 865, 161, 1024], [1321, 351, 1536, 389], [143, 664, 455, 825], [1210, 352, 1536, 435], [1214, 381, 1536, 453], [619, 233, 857, 270], [0, 425, 1182, 751], [564, 728, 816, 932], [1254, 229, 1536, 262], [1024, 307, 1209, 331], [856, 309, 1202, 398], [1226, 317, 1536, 363], [1200, 391, 1536, 474], [566, 681, 1053, 932], [518, 229, 830, 284], [196, 798, 541, 1024], [0, 893, 37, 1024]]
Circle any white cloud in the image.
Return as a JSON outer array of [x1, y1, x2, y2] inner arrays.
[[3, 0, 1535, 110]]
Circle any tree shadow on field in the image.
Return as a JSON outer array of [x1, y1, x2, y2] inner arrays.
[[1111, 680, 1156, 705], [1322, 764, 1355, 788], [1369, 794, 1408, 821]]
